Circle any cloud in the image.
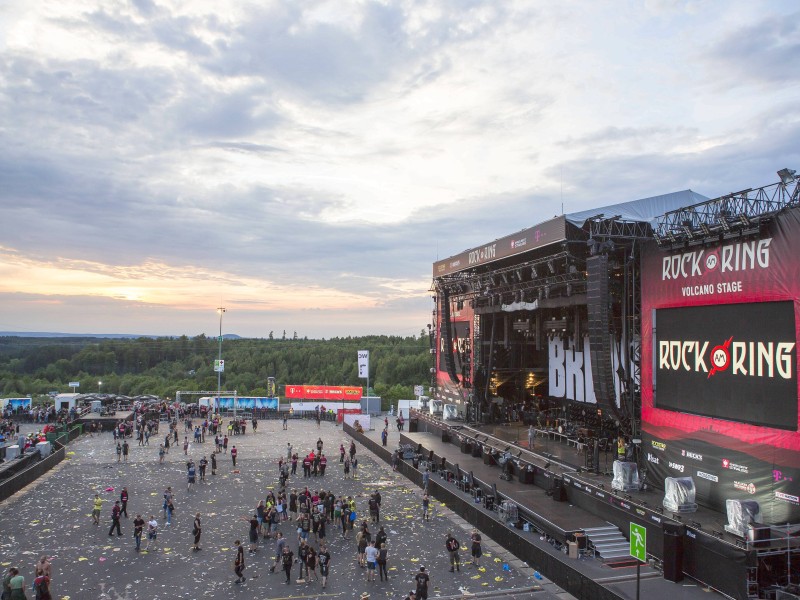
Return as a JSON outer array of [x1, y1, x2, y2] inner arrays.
[[706, 12, 800, 85], [1, 0, 799, 337]]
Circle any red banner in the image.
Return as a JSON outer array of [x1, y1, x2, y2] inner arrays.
[[337, 408, 362, 423], [284, 385, 363, 401]]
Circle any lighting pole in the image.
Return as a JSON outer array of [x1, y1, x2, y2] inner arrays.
[[217, 307, 226, 415]]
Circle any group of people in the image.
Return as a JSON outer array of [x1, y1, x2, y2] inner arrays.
[[2, 556, 52, 600]]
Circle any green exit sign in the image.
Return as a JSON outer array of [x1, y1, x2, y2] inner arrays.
[[630, 522, 646, 561]]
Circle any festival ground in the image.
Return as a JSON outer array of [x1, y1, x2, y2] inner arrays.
[[0, 418, 564, 600]]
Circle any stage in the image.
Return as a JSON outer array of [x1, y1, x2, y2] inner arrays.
[[357, 413, 799, 600], [348, 420, 737, 600]]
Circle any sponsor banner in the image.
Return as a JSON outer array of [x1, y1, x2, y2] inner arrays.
[[642, 432, 800, 523], [284, 385, 363, 401], [433, 216, 566, 276]]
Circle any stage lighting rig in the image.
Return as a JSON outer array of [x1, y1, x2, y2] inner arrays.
[[778, 167, 797, 184]]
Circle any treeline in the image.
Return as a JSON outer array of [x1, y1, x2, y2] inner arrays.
[[0, 333, 433, 405]]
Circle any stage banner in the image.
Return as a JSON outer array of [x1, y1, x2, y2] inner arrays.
[[284, 385, 363, 401], [641, 207, 800, 523], [436, 298, 475, 405]]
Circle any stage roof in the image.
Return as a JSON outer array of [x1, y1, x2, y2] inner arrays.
[[433, 189, 709, 277], [565, 189, 709, 228]]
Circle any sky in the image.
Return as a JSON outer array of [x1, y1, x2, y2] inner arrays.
[[0, 0, 798, 339]]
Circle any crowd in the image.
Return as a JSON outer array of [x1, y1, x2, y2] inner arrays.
[[3, 410, 499, 600]]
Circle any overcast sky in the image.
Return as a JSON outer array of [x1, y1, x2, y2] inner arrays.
[[1, 0, 798, 338]]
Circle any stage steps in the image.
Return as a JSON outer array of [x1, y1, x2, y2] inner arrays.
[[583, 524, 631, 561]]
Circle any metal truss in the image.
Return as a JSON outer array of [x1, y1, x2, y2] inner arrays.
[[654, 174, 800, 249], [433, 251, 587, 300], [586, 214, 653, 241]]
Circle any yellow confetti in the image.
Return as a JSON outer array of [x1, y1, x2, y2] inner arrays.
[[61, 597, 71, 600], [481, 583, 489, 587], [78, 557, 88, 562], [410, 558, 420, 562], [471, 575, 481, 580], [150, 492, 157, 496], [67, 452, 75, 455], [1, 562, 10, 567], [495, 576, 504, 582], [221, 547, 229, 551], [478, 567, 486, 573], [494, 558, 502, 563]]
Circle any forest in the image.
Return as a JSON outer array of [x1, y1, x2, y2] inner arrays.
[[0, 333, 433, 407]]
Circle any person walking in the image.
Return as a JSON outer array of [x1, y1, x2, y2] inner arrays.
[[306, 546, 319, 581], [381, 428, 388, 446], [5, 567, 25, 600], [318, 543, 331, 588], [211, 452, 217, 475], [377, 542, 389, 581], [282, 414, 288, 430], [108, 501, 123, 537], [365, 540, 378, 582], [422, 493, 430, 522], [116, 442, 122, 462], [339, 443, 345, 463], [91, 494, 103, 525], [199, 456, 207, 481], [281, 545, 294, 584], [165, 495, 175, 527], [133, 514, 145, 552], [187, 460, 196, 491], [233, 540, 246, 584], [158, 444, 165, 463], [145, 515, 158, 551], [122, 440, 129, 462], [192, 513, 202, 551], [120, 487, 129, 518], [470, 530, 482, 566], [414, 566, 430, 600], [446, 533, 460, 572], [269, 532, 286, 573], [231, 445, 238, 467]]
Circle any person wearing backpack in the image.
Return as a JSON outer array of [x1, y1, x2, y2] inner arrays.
[[445, 533, 460, 572], [32, 573, 51, 600]]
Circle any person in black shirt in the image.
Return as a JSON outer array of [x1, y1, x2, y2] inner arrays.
[[109, 501, 122, 536], [234, 540, 245, 584], [470, 530, 482, 566], [133, 514, 145, 552], [281, 546, 294, 584], [414, 566, 430, 600], [318, 543, 331, 588], [192, 513, 202, 551], [120, 487, 129, 518], [199, 456, 208, 481], [375, 526, 387, 549], [446, 533, 460, 572]]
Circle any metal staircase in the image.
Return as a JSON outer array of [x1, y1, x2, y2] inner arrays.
[[583, 524, 631, 561]]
